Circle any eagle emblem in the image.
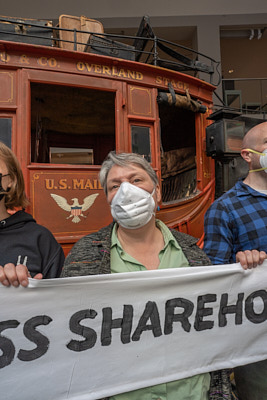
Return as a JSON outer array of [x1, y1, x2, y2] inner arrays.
[[50, 193, 99, 223]]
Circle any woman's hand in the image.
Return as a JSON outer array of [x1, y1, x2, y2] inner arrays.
[[0, 263, 43, 287]]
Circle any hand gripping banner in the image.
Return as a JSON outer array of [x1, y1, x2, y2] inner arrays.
[[1, 261, 267, 400]]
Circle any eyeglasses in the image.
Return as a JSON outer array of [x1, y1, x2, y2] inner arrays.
[[0, 173, 10, 178]]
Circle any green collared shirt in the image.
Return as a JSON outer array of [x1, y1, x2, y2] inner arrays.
[[110, 220, 189, 273], [109, 220, 210, 400]]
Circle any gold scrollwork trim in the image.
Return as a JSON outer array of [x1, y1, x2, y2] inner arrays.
[[0, 72, 14, 103], [33, 173, 40, 181], [129, 86, 152, 116]]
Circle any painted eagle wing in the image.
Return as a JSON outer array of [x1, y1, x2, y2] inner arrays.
[[50, 194, 72, 212], [81, 193, 99, 211]]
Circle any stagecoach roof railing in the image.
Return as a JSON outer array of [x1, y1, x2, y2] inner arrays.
[[0, 15, 220, 85]]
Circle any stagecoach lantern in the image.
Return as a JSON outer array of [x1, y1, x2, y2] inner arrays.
[[206, 110, 245, 159]]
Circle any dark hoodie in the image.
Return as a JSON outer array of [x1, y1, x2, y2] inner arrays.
[[0, 210, 64, 278]]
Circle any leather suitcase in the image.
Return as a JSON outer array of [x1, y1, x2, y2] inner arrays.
[[58, 14, 104, 52], [89, 35, 135, 61], [0, 16, 53, 46]]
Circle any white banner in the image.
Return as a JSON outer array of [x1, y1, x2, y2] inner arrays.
[[1, 261, 267, 400]]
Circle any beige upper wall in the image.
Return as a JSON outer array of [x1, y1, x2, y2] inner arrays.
[[221, 37, 267, 79], [1, 0, 267, 20], [1, 0, 266, 104]]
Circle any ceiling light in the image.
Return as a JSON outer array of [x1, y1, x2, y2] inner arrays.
[[249, 29, 254, 40]]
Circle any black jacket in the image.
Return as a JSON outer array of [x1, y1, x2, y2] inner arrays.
[[0, 210, 64, 278]]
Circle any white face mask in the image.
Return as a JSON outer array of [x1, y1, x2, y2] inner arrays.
[[110, 182, 155, 229], [246, 148, 267, 173], [260, 149, 267, 173]]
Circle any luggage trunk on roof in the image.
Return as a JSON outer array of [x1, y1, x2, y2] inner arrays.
[[0, 16, 53, 46]]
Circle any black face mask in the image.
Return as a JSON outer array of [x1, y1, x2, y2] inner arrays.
[[0, 173, 10, 201]]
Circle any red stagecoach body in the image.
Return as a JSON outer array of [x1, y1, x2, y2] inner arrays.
[[0, 15, 216, 254]]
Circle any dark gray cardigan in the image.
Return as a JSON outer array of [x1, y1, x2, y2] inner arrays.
[[61, 222, 211, 277]]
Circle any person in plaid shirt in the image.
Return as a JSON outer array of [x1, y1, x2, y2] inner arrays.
[[204, 121, 267, 400]]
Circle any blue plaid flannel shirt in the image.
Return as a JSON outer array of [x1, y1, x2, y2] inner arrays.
[[204, 180, 267, 264]]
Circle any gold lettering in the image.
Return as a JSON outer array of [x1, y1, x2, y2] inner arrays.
[[155, 76, 189, 91], [118, 68, 127, 78], [94, 64, 102, 73], [127, 70, 135, 79], [0, 52, 10, 63], [93, 179, 98, 189], [84, 179, 94, 190], [20, 54, 30, 64], [102, 65, 111, 75], [48, 58, 57, 67], [112, 66, 118, 76], [73, 179, 84, 189], [163, 77, 169, 85], [85, 62, 93, 72], [38, 57, 47, 66], [135, 72, 143, 80], [45, 179, 54, 189], [77, 61, 84, 71], [76, 61, 144, 82], [38, 57, 57, 67], [59, 179, 67, 189]]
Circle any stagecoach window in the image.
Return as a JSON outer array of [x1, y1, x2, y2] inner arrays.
[[0, 118, 12, 148], [158, 100, 197, 203], [131, 126, 151, 162], [30, 83, 115, 165]]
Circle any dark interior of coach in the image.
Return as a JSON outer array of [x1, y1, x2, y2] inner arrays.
[[31, 83, 116, 166], [158, 103, 197, 203], [30, 82, 199, 204]]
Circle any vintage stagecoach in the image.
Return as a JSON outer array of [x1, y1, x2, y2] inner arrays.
[[0, 14, 222, 254]]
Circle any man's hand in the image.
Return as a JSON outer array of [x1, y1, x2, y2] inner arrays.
[[236, 250, 267, 270], [0, 263, 43, 287]]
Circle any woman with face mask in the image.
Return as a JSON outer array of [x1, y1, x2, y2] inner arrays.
[[60, 151, 233, 400], [0, 141, 64, 286]]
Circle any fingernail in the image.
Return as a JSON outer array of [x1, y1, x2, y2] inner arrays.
[[13, 280, 19, 287], [21, 280, 28, 287], [3, 279, 9, 286]]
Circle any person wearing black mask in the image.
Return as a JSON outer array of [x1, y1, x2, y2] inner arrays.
[[0, 141, 64, 286]]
